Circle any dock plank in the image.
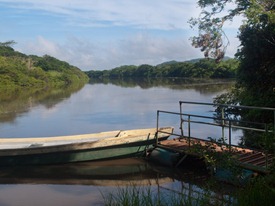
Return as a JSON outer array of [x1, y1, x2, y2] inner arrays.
[[158, 137, 274, 174]]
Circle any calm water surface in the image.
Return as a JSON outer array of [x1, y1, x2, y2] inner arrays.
[[0, 80, 236, 206]]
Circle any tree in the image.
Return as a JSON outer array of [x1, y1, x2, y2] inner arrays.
[[135, 64, 154, 78], [192, 0, 275, 148], [191, 0, 275, 111], [189, 0, 275, 61], [0, 40, 16, 47], [0, 41, 20, 57]]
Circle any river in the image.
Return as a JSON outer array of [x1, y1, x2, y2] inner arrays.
[[0, 79, 236, 205]]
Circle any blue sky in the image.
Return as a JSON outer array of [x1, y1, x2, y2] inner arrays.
[[0, 0, 242, 71]]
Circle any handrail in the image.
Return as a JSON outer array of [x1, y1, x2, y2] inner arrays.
[[156, 101, 275, 170], [179, 101, 275, 111], [157, 110, 271, 148], [157, 110, 269, 131], [179, 101, 275, 134]]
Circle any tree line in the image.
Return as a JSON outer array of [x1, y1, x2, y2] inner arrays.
[[86, 58, 239, 80], [0, 42, 89, 92]]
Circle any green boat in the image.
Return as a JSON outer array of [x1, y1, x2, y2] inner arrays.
[[0, 127, 173, 166]]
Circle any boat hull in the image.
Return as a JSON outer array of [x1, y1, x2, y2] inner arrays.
[[0, 127, 173, 166]]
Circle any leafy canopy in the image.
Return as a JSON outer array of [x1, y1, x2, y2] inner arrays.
[[0, 42, 89, 91], [189, 0, 275, 61], [193, 0, 275, 129]]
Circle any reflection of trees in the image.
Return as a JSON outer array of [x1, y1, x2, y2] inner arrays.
[[0, 83, 86, 123], [89, 77, 235, 93], [189, 83, 234, 95]]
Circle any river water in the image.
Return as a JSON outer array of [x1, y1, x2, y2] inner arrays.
[[0, 79, 236, 205]]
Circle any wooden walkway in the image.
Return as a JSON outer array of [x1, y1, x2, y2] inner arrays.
[[157, 137, 274, 174], [154, 101, 275, 174]]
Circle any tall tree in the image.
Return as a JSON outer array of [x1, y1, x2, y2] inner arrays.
[[236, 21, 275, 110], [190, 0, 275, 116], [189, 0, 275, 61], [191, 0, 275, 148]]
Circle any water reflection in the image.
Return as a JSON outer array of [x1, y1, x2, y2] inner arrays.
[[0, 79, 234, 125], [0, 158, 234, 206], [89, 77, 235, 93], [0, 158, 160, 185], [0, 84, 86, 123], [0, 79, 234, 138]]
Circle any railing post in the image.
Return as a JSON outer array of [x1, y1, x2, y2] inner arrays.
[[228, 120, 232, 151], [274, 110, 275, 167], [221, 107, 225, 140], [188, 115, 191, 148], [156, 110, 159, 144], [179, 101, 184, 138], [265, 123, 268, 169]]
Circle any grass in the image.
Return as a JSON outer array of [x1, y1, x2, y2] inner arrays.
[[101, 171, 275, 206], [101, 183, 234, 206], [236, 175, 275, 206]]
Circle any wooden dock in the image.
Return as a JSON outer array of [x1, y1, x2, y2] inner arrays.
[[156, 137, 274, 174], [153, 101, 275, 175]]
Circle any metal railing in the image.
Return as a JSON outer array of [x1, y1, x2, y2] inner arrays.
[[156, 101, 275, 169], [179, 101, 275, 134]]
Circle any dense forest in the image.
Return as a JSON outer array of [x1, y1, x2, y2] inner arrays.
[[86, 58, 239, 80], [0, 41, 89, 93]]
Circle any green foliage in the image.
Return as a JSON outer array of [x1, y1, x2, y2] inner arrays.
[[0, 56, 44, 89], [35, 55, 71, 72], [102, 170, 275, 206], [0, 43, 89, 91], [235, 22, 275, 116], [189, 0, 274, 61], [86, 58, 238, 80], [236, 175, 275, 206], [193, 0, 275, 128], [0, 40, 16, 47]]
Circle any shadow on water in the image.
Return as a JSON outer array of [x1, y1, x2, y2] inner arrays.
[[0, 83, 86, 123], [0, 157, 235, 195], [0, 158, 158, 186]]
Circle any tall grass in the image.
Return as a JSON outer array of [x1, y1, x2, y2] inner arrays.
[[101, 160, 275, 205], [101, 183, 233, 206], [236, 175, 275, 206], [101, 173, 275, 206]]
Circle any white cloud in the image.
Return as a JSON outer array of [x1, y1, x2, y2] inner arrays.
[[0, 0, 200, 30], [4, 0, 241, 71], [20, 34, 204, 71], [25, 36, 61, 56], [20, 36, 98, 70], [115, 33, 201, 65]]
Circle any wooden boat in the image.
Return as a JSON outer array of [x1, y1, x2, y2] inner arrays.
[[0, 127, 173, 166]]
